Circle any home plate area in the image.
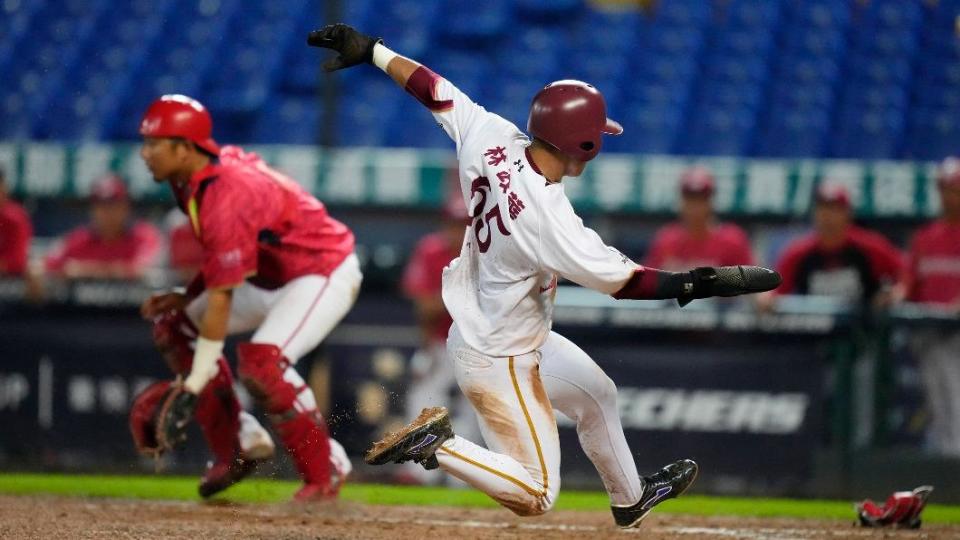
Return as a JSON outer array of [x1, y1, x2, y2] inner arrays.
[[2, 496, 958, 540]]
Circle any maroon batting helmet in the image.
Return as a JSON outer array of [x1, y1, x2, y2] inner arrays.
[[139, 94, 220, 156], [527, 80, 622, 162], [129, 380, 174, 457]]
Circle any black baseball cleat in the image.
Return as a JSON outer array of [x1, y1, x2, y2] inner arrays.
[[611, 459, 699, 528], [365, 407, 454, 470]]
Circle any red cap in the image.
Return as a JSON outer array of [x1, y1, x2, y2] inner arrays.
[[527, 80, 622, 162], [936, 157, 960, 189], [680, 166, 715, 197], [139, 94, 220, 156], [814, 182, 852, 209], [90, 174, 129, 202]]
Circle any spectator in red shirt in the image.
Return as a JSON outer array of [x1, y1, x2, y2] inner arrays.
[[898, 157, 960, 456], [44, 174, 161, 280], [760, 183, 904, 309], [398, 195, 480, 484], [0, 166, 32, 276], [645, 166, 754, 271]]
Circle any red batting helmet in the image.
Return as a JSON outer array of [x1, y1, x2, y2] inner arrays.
[[527, 80, 622, 162], [139, 94, 220, 156], [129, 380, 174, 457], [936, 157, 960, 189]]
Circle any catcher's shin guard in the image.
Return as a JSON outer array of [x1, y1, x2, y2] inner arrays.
[[194, 357, 243, 464], [152, 310, 199, 374], [237, 342, 332, 487]]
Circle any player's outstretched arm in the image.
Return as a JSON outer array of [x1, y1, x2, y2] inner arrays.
[[309, 23, 486, 149], [613, 265, 783, 307], [307, 23, 418, 87]]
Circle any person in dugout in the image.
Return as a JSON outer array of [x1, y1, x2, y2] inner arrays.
[[644, 165, 754, 271], [44, 174, 161, 281], [758, 182, 904, 310], [0, 165, 33, 277], [895, 157, 960, 457]]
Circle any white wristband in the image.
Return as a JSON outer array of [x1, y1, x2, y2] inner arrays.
[[372, 42, 398, 73], [183, 337, 224, 394]]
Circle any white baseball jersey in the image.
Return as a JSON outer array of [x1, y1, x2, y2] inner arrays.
[[424, 75, 639, 356]]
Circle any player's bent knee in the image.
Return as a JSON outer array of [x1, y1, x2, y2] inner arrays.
[[502, 492, 554, 517], [588, 373, 619, 408], [236, 342, 298, 414], [152, 310, 198, 374]]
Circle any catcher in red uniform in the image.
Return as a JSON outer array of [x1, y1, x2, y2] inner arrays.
[[131, 95, 360, 500]]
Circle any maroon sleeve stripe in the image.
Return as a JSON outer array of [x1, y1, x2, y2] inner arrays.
[[612, 268, 658, 300], [404, 66, 454, 112]]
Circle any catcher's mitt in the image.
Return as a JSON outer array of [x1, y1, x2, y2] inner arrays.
[[154, 383, 198, 453], [129, 380, 174, 458]]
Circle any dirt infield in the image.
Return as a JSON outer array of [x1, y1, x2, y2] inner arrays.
[[1, 495, 957, 539]]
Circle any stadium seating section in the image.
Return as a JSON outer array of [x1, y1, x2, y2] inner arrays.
[[2, 0, 960, 159]]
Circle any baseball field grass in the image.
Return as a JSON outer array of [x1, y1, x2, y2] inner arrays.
[[2, 472, 960, 524]]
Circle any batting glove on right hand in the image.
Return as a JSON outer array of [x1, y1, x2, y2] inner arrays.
[[307, 23, 382, 72]]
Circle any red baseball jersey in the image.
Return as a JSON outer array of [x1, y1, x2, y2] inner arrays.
[[775, 225, 904, 302], [44, 221, 161, 277], [173, 145, 354, 291], [903, 219, 960, 305], [402, 232, 458, 342], [0, 199, 32, 275], [168, 220, 204, 273], [645, 222, 754, 271]]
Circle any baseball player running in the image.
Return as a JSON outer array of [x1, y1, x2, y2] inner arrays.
[[135, 95, 358, 500], [308, 24, 780, 527]]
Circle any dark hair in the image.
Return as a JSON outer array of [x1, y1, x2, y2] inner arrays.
[[0, 165, 6, 186], [170, 137, 218, 160]]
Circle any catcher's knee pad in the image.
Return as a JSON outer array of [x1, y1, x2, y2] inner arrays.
[[152, 310, 198, 374], [237, 342, 301, 415]]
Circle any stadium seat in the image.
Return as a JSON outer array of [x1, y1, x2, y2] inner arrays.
[[1, 0, 956, 162]]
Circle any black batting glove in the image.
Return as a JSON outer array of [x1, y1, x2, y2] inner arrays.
[[307, 23, 382, 72], [677, 265, 782, 307]]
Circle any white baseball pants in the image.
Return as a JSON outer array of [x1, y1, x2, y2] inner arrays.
[[186, 254, 362, 472], [911, 328, 960, 457], [435, 325, 643, 515]]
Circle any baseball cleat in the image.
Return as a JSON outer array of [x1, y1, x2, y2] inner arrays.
[[611, 459, 699, 528], [365, 406, 453, 470], [292, 480, 339, 502], [198, 454, 271, 499]]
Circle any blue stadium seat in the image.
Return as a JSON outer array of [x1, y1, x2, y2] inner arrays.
[[605, 104, 681, 154], [1, 0, 956, 161], [434, 0, 509, 44], [515, 0, 582, 22]]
